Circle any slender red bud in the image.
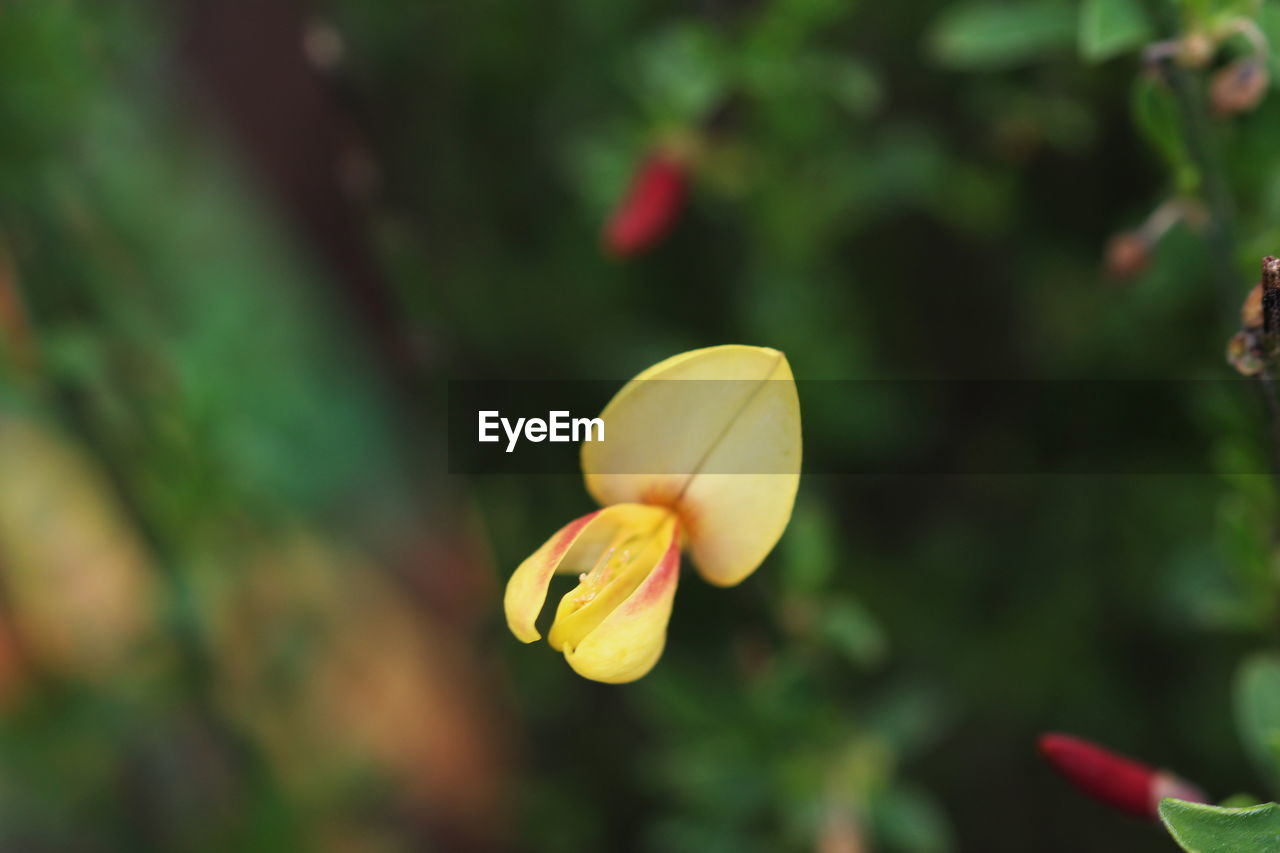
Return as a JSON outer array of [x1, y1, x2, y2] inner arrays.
[[1038, 733, 1207, 820], [603, 153, 687, 258]]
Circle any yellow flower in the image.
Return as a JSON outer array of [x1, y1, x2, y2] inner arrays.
[[503, 345, 802, 683]]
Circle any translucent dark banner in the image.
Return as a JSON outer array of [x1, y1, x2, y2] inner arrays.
[[447, 379, 1274, 475]]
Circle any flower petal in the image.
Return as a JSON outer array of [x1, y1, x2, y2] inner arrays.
[[563, 520, 681, 683], [503, 510, 600, 643], [547, 508, 676, 653], [582, 345, 801, 586], [502, 504, 670, 643]]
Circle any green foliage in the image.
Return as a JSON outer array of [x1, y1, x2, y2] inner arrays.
[[1131, 74, 1201, 193], [1159, 799, 1280, 853], [928, 1, 1077, 70], [1078, 0, 1152, 62], [1237, 655, 1280, 796], [821, 596, 889, 668], [633, 23, 731, 124]]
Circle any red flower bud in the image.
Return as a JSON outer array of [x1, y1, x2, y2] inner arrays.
[[602, 153, 687, 258], [1038, 733, 1206, 820]]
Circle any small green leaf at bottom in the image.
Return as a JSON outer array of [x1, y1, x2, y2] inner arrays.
[[1159, 799, 1280, 853]]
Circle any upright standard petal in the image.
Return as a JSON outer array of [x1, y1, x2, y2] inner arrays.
[[581, 345, 801, 587]]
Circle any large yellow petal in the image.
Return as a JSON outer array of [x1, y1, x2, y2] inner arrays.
[[502, 504, 670, 643], [581, 345, 801, 587], [562, 520, 681, 683]]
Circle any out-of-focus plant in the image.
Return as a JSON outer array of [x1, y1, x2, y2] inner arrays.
[[0, 2, 507, 850], [931, 0, 1280, 848], [0, 415, 161, 683]]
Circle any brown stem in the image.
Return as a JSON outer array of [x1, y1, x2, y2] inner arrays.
[[1263, 256, 1280, 337], [1256, 256, 1280, 531]]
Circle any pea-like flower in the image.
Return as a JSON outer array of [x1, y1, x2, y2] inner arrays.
[[503, 345, 802, 683]]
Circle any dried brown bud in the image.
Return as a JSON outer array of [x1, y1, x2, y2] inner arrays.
[[1228, 331, 1265, 376], [1104, 232, 1150, 280], [1264, 256, 1280, 291], [1243, 282, 1264, 329], [1211, 58, 1270, 117]]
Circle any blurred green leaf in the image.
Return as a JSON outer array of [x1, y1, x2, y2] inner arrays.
[[1131, 74, 1200, 192], [781, 499, 837, 594], [1201, 0, 1265, 33], [1259, 4, 1280, 78], [1159, 799, 1280, 852], [821, 598, 888, 668], [928, 1, 1076, 70], [1236, 654, 1280, 795], [1224, 793, 1271, 808], [871, 785, 954, 853], [633, 23, 729, 124], [819, 55, 883, 118], [1079, 0, 1152, 62]]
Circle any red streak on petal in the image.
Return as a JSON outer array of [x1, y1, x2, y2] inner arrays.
[[1038, 733, 1161, 820], [622, 521, 681, 612], [547, 509, 601, 565], [603, 154, 687, 258]]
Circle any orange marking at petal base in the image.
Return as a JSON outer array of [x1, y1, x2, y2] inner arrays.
[[639, 485, 699, 543]]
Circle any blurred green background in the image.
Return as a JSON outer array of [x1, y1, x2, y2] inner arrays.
[[3, 0, 1280, 850]]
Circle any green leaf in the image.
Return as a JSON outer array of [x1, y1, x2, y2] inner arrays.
[[819, 55, 883, 118], [1130, 74, 1200, 192], [1079, 0, 1152, 62], [781, 499, 837, 594], [1159, 799, 1280, 853], [928, 1, 1077, 70], [633, 23, 729, 124], [871, 785, 954, 853], [821, 597, 888, 668], [1237, 654, 1280, 795], [1260, 4, 1280, 79]]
